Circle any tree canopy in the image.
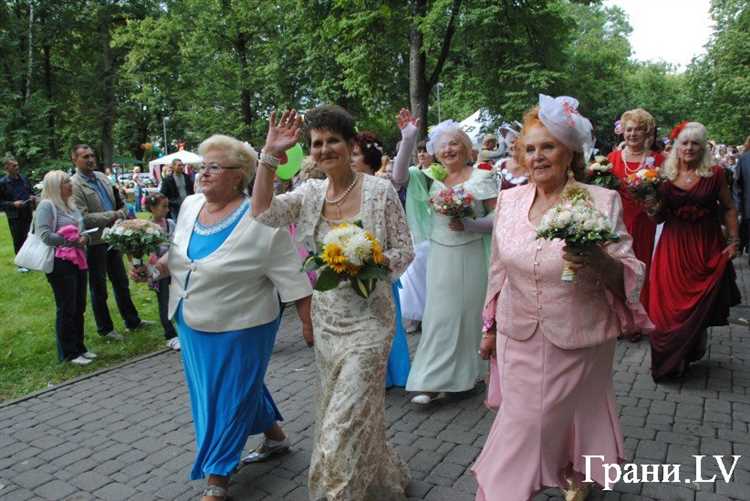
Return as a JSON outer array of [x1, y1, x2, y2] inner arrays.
[[1, 0, 747, 179]]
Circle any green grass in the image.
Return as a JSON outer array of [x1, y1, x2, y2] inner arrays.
[[0, 213, 167, 402]]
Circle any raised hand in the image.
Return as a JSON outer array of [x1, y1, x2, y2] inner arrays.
[[263, 109, 302, 157], [396, 108, 420, 131]]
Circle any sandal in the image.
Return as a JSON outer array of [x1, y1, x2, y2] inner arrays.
[[201, 485, 231, 501]]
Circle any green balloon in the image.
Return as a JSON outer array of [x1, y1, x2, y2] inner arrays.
[[276, 143, 304, 180]]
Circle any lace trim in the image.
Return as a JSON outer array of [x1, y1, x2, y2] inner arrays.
[[500, 168, 528, 185], [194, 198, 249, 236]]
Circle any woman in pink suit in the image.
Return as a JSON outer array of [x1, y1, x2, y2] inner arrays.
[[472, 95, 653, 501]]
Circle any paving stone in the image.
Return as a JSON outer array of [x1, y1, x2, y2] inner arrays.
[[33, 479, 77, 500]]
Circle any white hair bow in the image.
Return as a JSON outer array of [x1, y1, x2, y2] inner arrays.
[[426, 119, 462, 156]]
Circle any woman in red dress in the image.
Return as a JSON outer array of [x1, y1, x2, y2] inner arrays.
[[609, 109, 664, 317], [648, 122, 741, 381]]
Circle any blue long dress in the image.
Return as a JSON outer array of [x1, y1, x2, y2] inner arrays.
[[385, 280, 411, 388], [176, 200, 283, 480]]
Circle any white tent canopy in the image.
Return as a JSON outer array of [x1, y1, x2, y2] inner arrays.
[[458, 108, 501, 147], [148, 150, 202, 169]]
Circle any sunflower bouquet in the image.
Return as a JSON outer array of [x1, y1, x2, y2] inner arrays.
[[584, 156, 621, 191], [303, 222, 389, 298], [536, 186, 619, 282]]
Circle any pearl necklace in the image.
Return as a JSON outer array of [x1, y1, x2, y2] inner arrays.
[[621, 148, 647, 176], [325, 173, 360, 205]]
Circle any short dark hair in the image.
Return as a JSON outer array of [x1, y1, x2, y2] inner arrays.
[[353, 131, 383, 173], [70, 144, 92, 159], [145, 191, 168, 211], [417, 140, 428, 153], [302, 105, 356, 146]]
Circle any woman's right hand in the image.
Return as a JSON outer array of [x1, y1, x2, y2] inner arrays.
[[479, 332, 496, 360], [263, 109, 302, 157], [396, 108, 420, 133], [129, 265, 149, 282]]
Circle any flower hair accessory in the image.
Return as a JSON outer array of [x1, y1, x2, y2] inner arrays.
[[614, 120, 623, 136], [538, 94, 593, 154], [426, 119, 462, 156], [669, 121, 689, 141]]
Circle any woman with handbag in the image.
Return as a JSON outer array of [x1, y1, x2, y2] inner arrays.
[[35, 170, 92, 365]]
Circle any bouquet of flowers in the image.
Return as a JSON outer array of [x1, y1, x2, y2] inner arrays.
[[302, 222, 389, 298], [536, 186, 619, 282], [584, 156, 621, 191], [429, 186, 475, 219], [624, 159, 664, 206], [102, 219, 168, 268]]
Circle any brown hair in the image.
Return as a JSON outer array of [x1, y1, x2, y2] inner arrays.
[[145, 192, 168, 211], [516, 106, 584, 181]]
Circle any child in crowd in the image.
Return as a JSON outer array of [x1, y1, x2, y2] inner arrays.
[[145, 193, 180, 351]]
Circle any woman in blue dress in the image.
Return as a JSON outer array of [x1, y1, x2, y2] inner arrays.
[[133, 134, 313, 501]]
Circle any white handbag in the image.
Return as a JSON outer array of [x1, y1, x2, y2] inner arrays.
[[15, 203, 57, 273]]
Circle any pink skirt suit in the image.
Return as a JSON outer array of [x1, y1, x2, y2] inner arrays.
[[472, 183, 653, 500]]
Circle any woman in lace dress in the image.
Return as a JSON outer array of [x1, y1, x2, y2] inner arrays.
[[252, 106, 414, 501]]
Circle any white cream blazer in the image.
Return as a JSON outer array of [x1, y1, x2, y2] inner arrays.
[[168, 194, 312, 332]]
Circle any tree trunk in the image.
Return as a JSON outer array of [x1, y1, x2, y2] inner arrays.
[[99, 3, 115, 168], [25, 0, 33, 102], [409, 0, 429, 138], [235, 32, 253, 138], [42, 43, 57, 157]]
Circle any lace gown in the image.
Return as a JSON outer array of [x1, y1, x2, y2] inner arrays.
[[256, 175, 414, 501]]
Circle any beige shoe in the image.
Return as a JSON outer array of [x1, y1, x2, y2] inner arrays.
[[563, 482, 590, 501]]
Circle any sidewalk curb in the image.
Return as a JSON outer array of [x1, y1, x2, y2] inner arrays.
[[0, 348, 171, 409]]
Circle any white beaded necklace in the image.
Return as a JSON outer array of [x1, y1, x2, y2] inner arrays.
[[325, 173, 360, 205], [621, 147, 648, 176]]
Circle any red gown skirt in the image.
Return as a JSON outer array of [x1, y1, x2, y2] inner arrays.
[[647, 167, 740, 380], [609, 150, 664, 307]]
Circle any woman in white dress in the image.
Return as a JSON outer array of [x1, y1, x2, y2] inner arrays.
[[252, 106, 414, 500], [392, 113, 498, 404]]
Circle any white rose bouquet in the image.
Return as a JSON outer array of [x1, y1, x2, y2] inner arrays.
[[102, 219, 168, 268], [536, 186, 619, 282], [302, 222, 389, 298], [584, 156, 621, 191]]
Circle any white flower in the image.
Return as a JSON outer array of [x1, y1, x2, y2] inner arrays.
[[342, 233, 372, 266], [645, 157, 655, 167], [556, 210, 572, 226]]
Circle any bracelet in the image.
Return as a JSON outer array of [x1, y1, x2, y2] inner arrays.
[[260, 150, 281, 169]]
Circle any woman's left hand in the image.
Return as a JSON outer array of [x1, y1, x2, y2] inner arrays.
[[562, 244, 608, 272], [448, 218, 465, 232], [263, 109, 302, 157], [722, 243, 739, 259]]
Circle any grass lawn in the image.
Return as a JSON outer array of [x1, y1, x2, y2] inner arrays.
[[0, 213, 169, 402]]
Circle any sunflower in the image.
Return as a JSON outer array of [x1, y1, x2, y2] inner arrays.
[[371, 240, 385, 265], [322, 243, 348, 273]]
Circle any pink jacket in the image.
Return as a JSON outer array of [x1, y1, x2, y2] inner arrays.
[[483, 182, 652, 349], [55, 225, 88, 270]]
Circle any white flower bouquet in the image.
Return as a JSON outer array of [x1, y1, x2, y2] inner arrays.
[[102, 219, 168, 267], [302, 222, 388, 298], [536, 186, 619, 282], [584, 156, 621, 191]]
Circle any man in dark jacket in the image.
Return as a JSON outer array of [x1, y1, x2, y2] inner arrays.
[[733, 144, 750, 257], [0, 155, 35, 271], [160, 159, 194, 219]]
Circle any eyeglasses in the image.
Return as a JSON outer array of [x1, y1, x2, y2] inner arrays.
[[198, 163, 243, 174]]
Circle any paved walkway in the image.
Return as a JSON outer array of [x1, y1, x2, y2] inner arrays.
[[2, 262, 750, 501]]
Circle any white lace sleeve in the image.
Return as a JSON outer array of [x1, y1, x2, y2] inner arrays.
[[254, 183, 306, 228], [383, 183, 414, 277]]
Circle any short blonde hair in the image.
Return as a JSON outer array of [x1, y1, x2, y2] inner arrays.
[[41, 170, 77, 212], [620, 108, 656, 137], [198, 134, 258, 190], [435, 128, 473, 165], [662, 122, 714, 181]]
